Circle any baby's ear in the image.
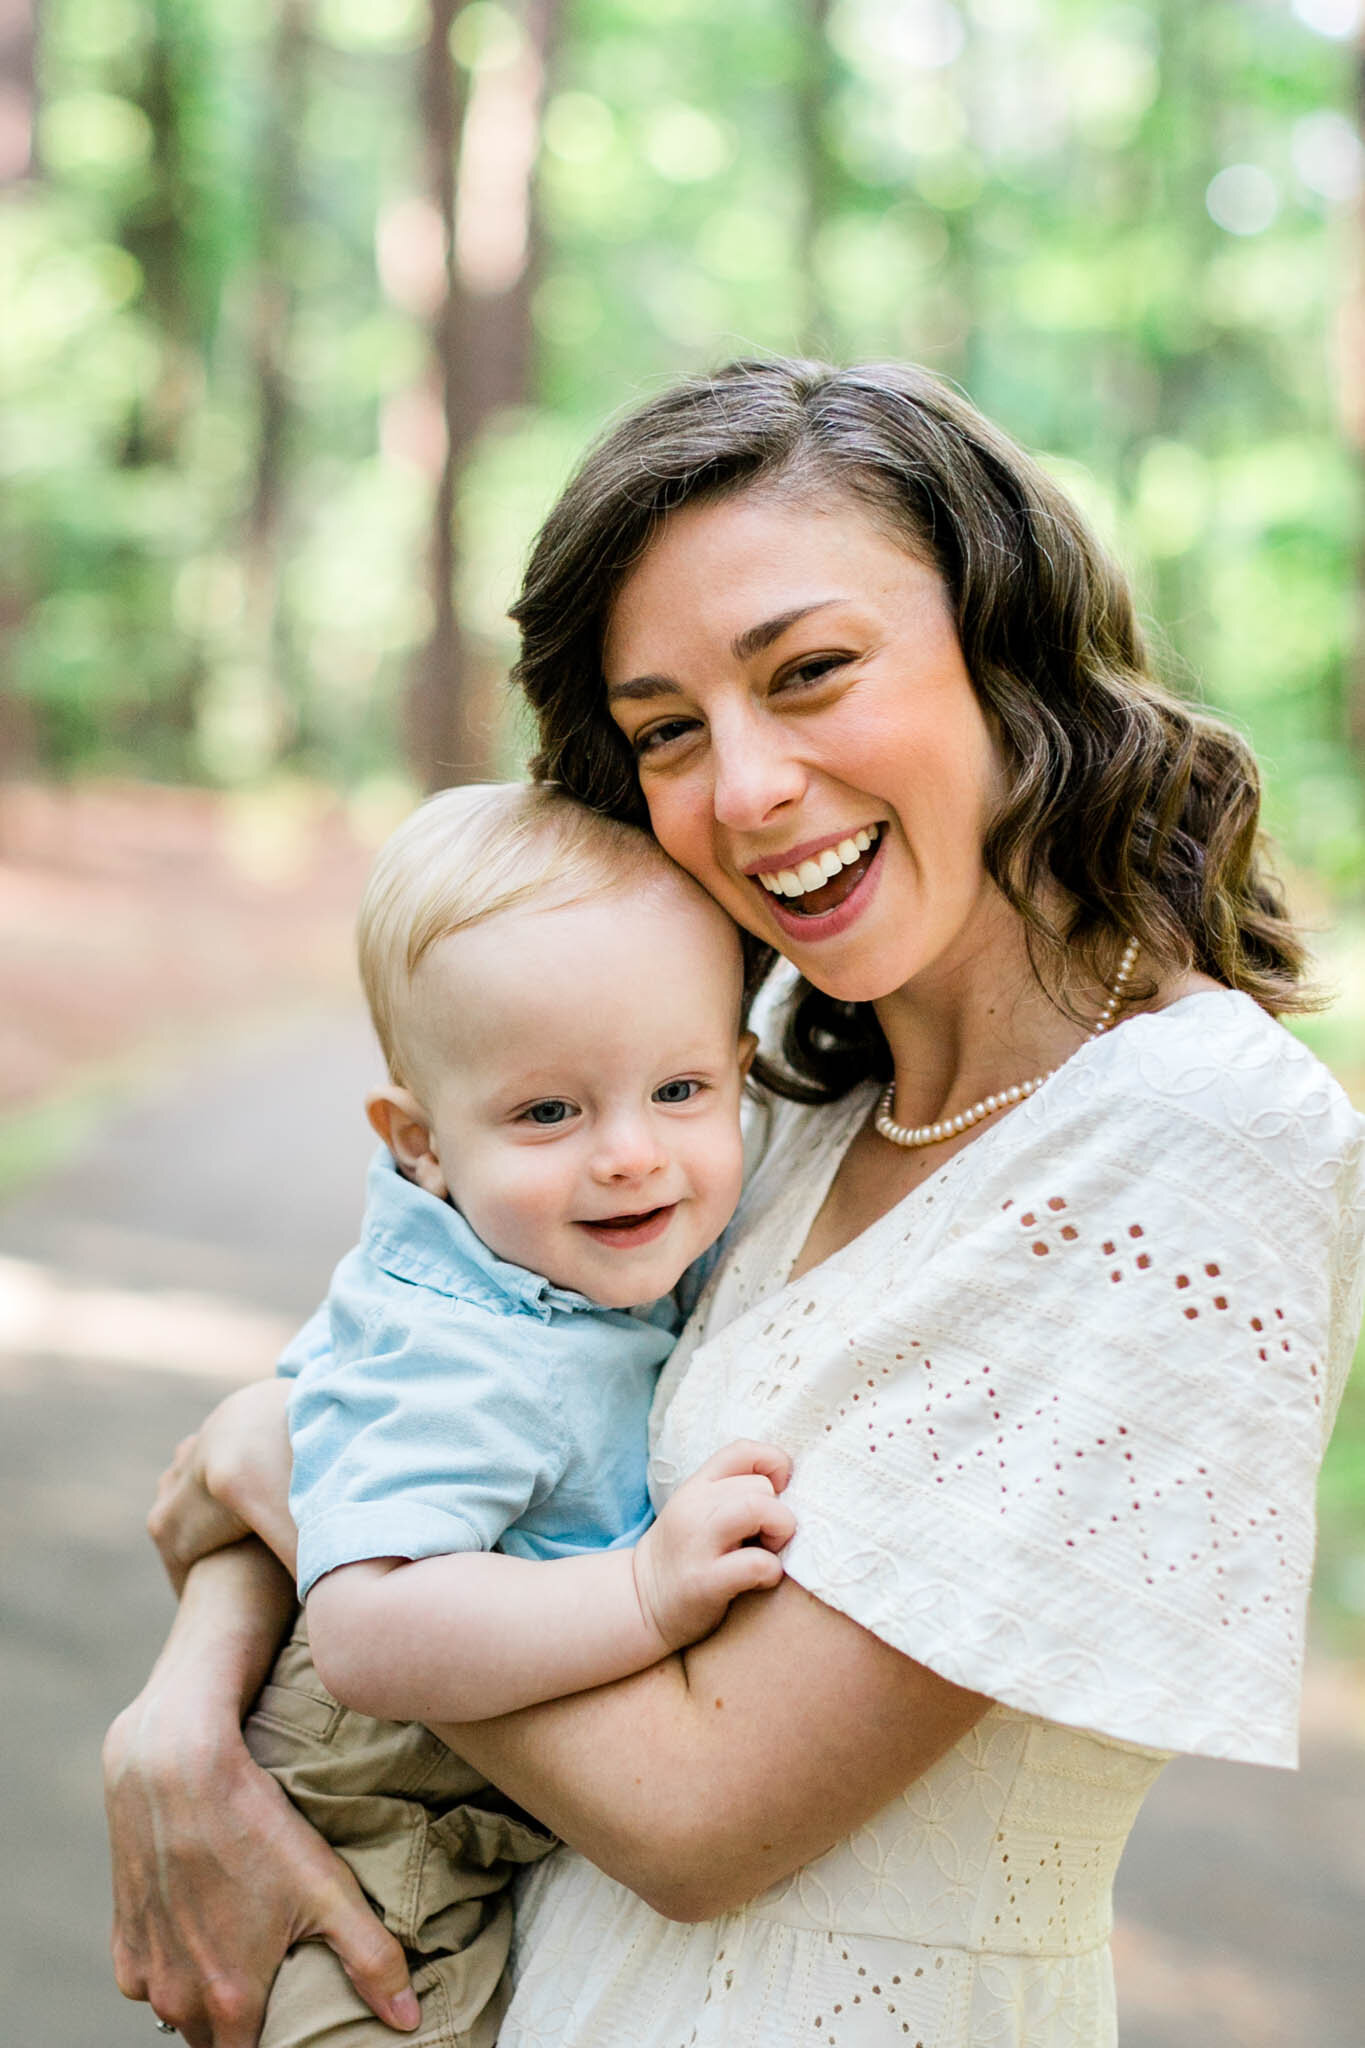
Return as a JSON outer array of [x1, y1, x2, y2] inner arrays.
[[366, 1088, 449, 1199], [737, 1029, 759, 1078]]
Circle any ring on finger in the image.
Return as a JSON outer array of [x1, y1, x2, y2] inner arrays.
[[153, 2021, 177, 2036]]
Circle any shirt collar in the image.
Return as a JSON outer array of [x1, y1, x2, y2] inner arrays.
[[361, 1146, 603, 1321]]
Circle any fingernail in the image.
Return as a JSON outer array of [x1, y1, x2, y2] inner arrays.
[[391, 1988, 421, 2029]]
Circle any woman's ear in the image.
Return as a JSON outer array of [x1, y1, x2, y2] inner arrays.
[[366, 1088, 449, 1200], [737, 1029, 759, 1078]]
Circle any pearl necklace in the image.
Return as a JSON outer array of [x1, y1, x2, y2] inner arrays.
[[874, 935, 1141, 1150]]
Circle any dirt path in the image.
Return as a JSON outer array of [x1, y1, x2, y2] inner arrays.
[[0, 776, 378, 1142]]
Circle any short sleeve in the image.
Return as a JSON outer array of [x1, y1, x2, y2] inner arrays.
[[654, 999, 1365, 1767], [276, 1301, 330, 1381], [288, 1273, 572, 1596]]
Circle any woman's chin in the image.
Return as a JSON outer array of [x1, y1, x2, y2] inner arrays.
[[769, 938, 916, 1006]]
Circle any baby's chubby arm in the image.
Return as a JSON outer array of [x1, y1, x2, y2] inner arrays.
[[305, 1441, 795, 1724]]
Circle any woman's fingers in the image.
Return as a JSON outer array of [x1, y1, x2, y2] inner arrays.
[[309, 1864, 422, 2032], [103, 1697, 419, 2046]]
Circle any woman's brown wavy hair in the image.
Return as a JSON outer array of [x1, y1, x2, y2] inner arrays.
[[512, 357, 1316, 1103]]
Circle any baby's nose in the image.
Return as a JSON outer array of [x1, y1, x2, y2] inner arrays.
[[593, 1116, 666, 1181]]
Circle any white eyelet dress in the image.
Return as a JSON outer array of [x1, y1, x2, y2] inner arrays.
[[498, 992, 1365, 2048]]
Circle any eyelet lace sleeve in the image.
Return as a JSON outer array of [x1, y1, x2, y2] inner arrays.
[[650, 993, 1365, 1767]]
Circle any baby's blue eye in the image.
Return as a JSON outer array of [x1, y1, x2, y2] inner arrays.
[[525, 1099, 574, 1125], [654, 1079, 700, 1105]]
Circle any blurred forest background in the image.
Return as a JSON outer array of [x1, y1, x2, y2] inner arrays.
[[3, 0, 1365, 1625], [6, 0, 1365, 829]]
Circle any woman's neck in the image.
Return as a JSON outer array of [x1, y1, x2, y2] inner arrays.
[[870, 903, 1100, 1133]]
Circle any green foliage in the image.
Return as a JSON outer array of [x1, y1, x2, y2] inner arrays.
[[3, 0, 1363, 907], [1313, 1319, 1365, 1653]]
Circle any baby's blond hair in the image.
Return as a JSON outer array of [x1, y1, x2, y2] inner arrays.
[[358, 782, 681, 1086]]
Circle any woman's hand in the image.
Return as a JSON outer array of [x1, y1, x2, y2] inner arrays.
[[104, 1691, 420, 2045], [148, 1379, 297, 1593], [104, 1542, 419, 2047]]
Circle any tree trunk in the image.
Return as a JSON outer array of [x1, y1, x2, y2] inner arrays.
[[118, 0, 203, 468], [404, 0, 560, 790], [241, 0, 311, 760], [403, 0, 471, 787], [793, 0, 833, 356], [0, 1, 38, 762], [0, 0, 36, 185], [1346, 26, 1365, 759], [454, 0, 560, 415]]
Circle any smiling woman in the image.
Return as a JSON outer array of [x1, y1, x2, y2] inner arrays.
[[517, 359, 1315, 1105], [103, 360, 1365, 2048], [602, 492, 1001, 1003]]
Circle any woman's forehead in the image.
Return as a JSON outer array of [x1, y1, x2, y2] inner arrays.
[[604, 486, 940, 667]]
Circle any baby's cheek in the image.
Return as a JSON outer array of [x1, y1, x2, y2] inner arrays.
[[467, 1159, 565, 1267], [501, 1165, 567, 1236], [706, 1130, 747, 1221]]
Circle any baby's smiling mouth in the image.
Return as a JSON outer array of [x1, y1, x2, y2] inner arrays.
[[577, 1204, 676, 1247]]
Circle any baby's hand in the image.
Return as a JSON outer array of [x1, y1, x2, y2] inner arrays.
[[147, 1378, 295, 1592], [632, 1440, 795, 1653]]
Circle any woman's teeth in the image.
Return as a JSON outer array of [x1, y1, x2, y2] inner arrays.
[[756, 826, 881, 898]]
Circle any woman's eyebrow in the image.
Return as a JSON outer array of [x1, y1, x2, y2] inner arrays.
[[606, 673, 677, 704], [607, 600, 842, 702], [730, 600, 839, 664]]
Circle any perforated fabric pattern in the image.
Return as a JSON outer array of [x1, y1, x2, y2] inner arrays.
[[653, 991, 1364, 1766]]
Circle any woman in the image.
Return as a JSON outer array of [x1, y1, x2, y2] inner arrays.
[[106, 359, 1365, 2048]]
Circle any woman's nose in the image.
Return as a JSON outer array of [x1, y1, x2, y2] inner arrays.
[[709, 713, 805, 830]]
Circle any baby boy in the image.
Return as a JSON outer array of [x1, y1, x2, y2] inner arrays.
[[196, 781, 791, 2048]]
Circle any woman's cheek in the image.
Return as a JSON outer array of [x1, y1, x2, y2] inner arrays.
[[638, 780, 686, 862], [640, 778, 710, 871]]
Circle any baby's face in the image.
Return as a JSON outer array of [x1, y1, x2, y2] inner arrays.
[[402, 876, 751, 1309]]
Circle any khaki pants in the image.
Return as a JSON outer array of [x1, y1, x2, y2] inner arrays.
[[244, 1616, 556, 2048]]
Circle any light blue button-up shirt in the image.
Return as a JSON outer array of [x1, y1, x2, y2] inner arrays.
[[280, 1150, 679, 1598]]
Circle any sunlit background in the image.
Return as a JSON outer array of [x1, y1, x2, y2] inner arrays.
[[2, 4, 1365, 2039], [4, 0, 1362, 836]]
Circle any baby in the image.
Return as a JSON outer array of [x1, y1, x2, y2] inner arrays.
[[193, 781, 792, 2048]]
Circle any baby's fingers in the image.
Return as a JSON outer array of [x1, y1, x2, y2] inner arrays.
[[711, 1478, 797, 1554], [696, 1438, 793, 1493], [748, 1493, 797, 1554], [709, 1544, 786, 1604]]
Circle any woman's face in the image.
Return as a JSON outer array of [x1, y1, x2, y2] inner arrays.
[[602, 486, 1006, 1006]]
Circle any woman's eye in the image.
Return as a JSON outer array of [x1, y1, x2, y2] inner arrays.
[[633, 716, 698, 758], [523, 1099, 576, 1126], [653, 1078, 701, 1105], [780, 654, 846, 690]]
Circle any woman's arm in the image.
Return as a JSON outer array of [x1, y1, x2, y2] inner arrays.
[[146, 1400, 988, 1924], [103, 1539, 420, 2047], [435, 1571, 991, 1922], [307, 1440, 796, 1722]]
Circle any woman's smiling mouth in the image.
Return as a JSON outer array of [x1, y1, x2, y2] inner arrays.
[[749, 824, 885, 923]]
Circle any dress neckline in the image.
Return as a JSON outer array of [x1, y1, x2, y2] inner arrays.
[[769, 985, 1254, 1302]]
